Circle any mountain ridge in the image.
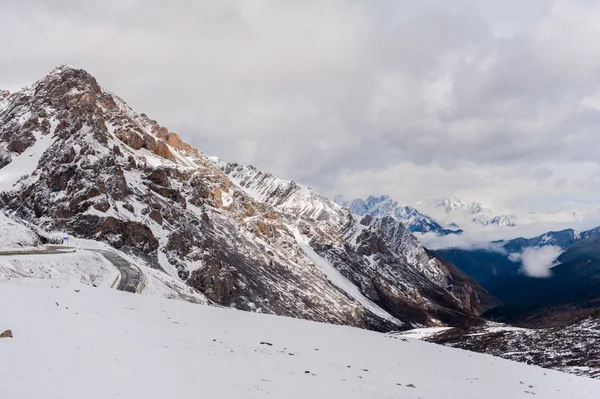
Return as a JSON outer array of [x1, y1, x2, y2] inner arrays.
[[335, 195, 462, 236], [336, 194, 518, 236], [0, 65, 495, 331]]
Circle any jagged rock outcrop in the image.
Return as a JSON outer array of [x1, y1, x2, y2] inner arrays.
[[0, 65, 496, 332]]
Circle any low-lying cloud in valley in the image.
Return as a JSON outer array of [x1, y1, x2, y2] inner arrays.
[[510, 246, 563, 278], [416, 207, 600, 251]]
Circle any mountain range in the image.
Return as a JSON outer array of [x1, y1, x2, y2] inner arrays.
[[335, 194, 518, 235], [422, 197, 518, 228], [436, 225, 600, 320], [0, 65, 498, 333], [334, 195, 461, 235], [2, 66, 600, 380], [499, 226, 600, 253]]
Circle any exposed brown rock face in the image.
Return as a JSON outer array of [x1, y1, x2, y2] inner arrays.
[[154, 140, 174, 160], [155, 126, 169, 139], [188, 256, 234, 303], [252, 220, 281, 239], [122, 203, 135, 213], [93, 200, 110, 212], [86, 217, 159, 253], [190, 183, 223, 208], [61, 147, 76, 164], [149, 184, 186, 207], [106, 166, 129, 200], [69, 187, 102, 209], [116, 130, 144, 150], [0, 330, 13, 338], [100, 93, 117, 110], [201, 212, 210, 223], [7, 133, 36, 154], [47, 165, 77, 192], [142, 134, 174, 161], [55, 120, 69, 134], [148, 210, 163, 225], [148, 169, 169, 187], [166, 132, 194, 153]]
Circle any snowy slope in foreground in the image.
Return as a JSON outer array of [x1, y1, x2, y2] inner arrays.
[[0, 212, 43, 250], [1, 281, 599, 399]]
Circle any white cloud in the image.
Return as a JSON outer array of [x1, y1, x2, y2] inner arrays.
[[417, 229, 509, 252], [507, 252, 521, 262], [510, 246, 563, 278], [2, 1, 600, 215], [416, 208, 600, 251]]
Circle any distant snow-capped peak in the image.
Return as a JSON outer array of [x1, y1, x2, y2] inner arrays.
[[420, 197, 517, 228], [334, 195, 461, 236], [336, 194, 517, 233], [429, 197, 473, 213]]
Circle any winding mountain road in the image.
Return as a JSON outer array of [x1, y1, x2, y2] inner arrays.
[[0, 247, 144, 293], [89, 249, 143, 293]]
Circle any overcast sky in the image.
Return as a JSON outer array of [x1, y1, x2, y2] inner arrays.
[[2, 0, 600, 217]]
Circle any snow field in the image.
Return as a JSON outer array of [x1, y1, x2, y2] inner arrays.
[[1, 279, 598, 399]]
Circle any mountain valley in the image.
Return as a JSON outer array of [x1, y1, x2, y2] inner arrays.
[[1, 66, 599, 388]]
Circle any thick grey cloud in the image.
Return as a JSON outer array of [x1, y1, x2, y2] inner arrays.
[[2, 0, 600, 219]]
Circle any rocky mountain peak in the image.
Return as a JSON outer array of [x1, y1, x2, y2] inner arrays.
[[40, 65, 102, 95], [0, 67, 497, 332]]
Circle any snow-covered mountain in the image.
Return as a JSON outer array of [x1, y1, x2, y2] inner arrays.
[[3, 66, 600, 387], [0, 65, 496, 332], [436, 224, 600, 332], [335, 195, 517, 236], [218, 163, 497, 321], [498, 225, 600, 253], [420, 197, 518, 228], [335, 195, 461, 236]]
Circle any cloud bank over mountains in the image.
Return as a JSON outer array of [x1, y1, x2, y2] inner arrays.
[[2, 1, 600, 216]]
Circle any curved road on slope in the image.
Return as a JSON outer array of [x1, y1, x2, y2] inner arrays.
[[89, 249, 144, 293], [0, 247, 144, 293]]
